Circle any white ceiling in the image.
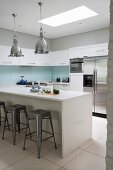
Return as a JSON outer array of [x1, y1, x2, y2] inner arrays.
[[0, 0, 110, 39]]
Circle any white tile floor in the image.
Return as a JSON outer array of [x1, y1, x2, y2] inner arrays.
[[0, 116, 107, 170]]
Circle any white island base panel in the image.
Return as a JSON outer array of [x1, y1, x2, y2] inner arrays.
[[0, 88, 92, 158]]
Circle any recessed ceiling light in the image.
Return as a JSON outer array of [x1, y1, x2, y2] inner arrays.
[[38, 5, 98, 27]]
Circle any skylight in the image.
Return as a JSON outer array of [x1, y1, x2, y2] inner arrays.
[[38, 5, 98, 27]]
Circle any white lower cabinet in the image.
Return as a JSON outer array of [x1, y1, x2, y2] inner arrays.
[[53, 84, 70, 91], [70, 73, 83, 91]]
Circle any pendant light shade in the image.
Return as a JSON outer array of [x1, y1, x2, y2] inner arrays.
[[35, 2, 49, 54], [9, 14, 24, 57]]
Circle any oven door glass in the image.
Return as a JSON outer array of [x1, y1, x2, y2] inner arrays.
[[70, 63, 83, 73]]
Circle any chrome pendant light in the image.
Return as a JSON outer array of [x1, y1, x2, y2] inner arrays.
[[35, 1, 49, 54], [9, 14, 24, 57]]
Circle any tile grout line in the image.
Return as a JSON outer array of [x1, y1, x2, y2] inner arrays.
[[42, 149, 84, 169], [2, 153, 32, 170], [61, 149, 84, 168], [80, 148, 105, 158], [60, 168, 67, 170], [79, 135, 106, 151], [79, 140, 96, 150], [42, 156, 63, 168]]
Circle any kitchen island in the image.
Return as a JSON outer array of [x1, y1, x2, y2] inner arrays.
[[0, 86, 92, 158]]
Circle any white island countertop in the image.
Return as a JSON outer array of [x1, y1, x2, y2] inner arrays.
[[0, 85, 92, 158], [0, 86, 90, 102]]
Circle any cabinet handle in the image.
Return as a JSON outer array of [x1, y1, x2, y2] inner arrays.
[[60, 62, 66, 64], [63, 84, 69, 87], [27, 63, 36, 64], [96, 49, 105, 52], [1, 61, 12, 64], [44, 63, 50, 65]]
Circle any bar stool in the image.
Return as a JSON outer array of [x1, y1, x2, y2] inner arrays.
[[2, 104, 30, 145], [23, 109, 57, 159], [0, 101, 10, 128]]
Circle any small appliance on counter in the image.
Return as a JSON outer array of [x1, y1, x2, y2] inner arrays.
[[56, 77, 61, 82], [17, 76, 28, 85], [62, 77, 70, 83]]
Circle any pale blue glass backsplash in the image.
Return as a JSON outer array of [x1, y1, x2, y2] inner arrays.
[[0, 66, 69, 85], [52, 66, 69, 81]]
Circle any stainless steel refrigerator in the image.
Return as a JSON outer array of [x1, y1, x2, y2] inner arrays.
[[83, 56, 107, 117]]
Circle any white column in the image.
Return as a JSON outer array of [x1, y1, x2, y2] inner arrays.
[[106, 0, 113, 169]]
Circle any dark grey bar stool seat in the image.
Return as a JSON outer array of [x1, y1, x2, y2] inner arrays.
[[23, 109, 57, 159], [0, 101, 10, 127], [2, 104, 30, 145]]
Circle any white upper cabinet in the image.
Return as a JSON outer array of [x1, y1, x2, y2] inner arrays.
[[0, 45, 20, 65], [84, 43, 108, 57], [69, 47, 85, 59], [36, 52, 53, 66], [0, 43, 108, 66], [19, 48, 52, 66], [51, 50, 69, 66], [19, 48, 37, 66]]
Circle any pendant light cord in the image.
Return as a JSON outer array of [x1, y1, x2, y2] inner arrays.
[[14, 15, 16, 35], [12, 14, 17, 37], [38, 2, 43, 38], [39, 2, 42, 28], [35, 1, 49, 54]]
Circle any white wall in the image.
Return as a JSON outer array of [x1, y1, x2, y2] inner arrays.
[[51, 28, 109, 51], [0, 28, 109, 51], [0, 28, 52, 50]]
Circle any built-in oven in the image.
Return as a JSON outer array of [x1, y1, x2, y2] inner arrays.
[[70, 58, 83, 73], [83, 74, 93, 87]]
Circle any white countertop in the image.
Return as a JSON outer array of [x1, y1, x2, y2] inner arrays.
[[46, 82, 70, 85], [0, 85, 90, 102]]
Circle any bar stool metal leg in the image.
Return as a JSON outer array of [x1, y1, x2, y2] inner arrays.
[[23, 116, 29, 150], [16, 112, 20, 133], [24, 108, 32, 138], [2, 113, 7, 139], [2, 103, 10, 130], [0, 108, 1, 126], [12, 109, 16, 145], [5, 113, 10, 130], [23, 109, 57, 159], [37, 115, 42, 159], [49, 114, 57, 149]]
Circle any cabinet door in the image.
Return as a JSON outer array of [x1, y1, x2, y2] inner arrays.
[[19, 48, 37, 66], [0, 45, 20, 65], [70, 73, 83, 91], [70, 47, 85, 59], [52, 50, 69, 66], [36, 53, 52, 66], [53, 84, 70, 91], [85, 44, 108, 57]]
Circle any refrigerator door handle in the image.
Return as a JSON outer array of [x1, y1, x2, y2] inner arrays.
[[93, 69, 97, 113], [95, 69, 97, 92], [93, 69, 97, 93], [93, 69, 96, 93]]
